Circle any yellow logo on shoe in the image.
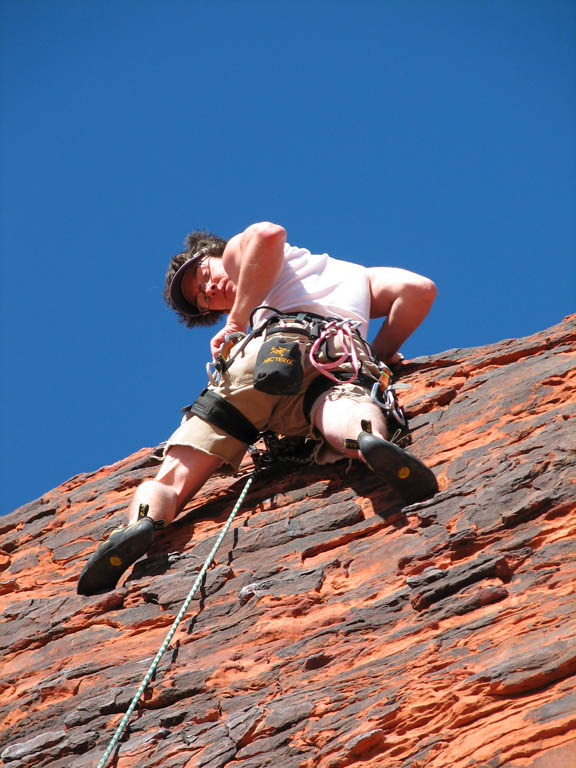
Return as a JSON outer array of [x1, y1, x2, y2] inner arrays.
[[110, 556, 123, 567], [397, 466, 410, 479]]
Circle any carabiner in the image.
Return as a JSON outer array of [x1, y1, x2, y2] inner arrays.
[[208, 331, 247, 385]]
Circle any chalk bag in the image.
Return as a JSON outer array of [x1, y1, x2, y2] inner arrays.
[[253, 336, 304, 395]]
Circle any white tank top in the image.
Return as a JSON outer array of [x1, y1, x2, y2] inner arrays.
[[254, 244, 371, 336]]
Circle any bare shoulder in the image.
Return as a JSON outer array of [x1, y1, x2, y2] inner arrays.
[[223, 222, 286, 275], [222, 232, 245, 277], [223, 232, 244, 259], [225, 222, 285, 253], [244, 221, 286, 239]]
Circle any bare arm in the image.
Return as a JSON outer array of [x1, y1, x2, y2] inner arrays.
[[368, 267, 437, 364], [210, 222, 286, 357]]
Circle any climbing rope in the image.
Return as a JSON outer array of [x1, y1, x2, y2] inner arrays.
[[96, 470, 258, 768], [309, 319, 361, 383]]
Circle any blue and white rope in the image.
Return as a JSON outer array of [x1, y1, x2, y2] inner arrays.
[[97, 471, 257, 768]]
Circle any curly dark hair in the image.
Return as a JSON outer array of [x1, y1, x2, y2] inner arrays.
[[163, 230, 228, 328]]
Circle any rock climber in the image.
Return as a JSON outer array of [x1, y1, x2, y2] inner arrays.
[[77, 222, 438, 596]]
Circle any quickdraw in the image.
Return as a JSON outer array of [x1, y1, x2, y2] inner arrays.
[[249, 432, 316, 470], [207, 330, 248, 385], [369, 366, 410, 429]]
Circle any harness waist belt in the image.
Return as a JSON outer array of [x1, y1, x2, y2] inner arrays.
[[262, 312, 346, 343], [188, 388, 260, 445], [259, 310, 342, 325]]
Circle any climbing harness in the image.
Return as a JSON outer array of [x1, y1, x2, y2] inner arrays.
[[96, 470, 258, 768], [199, 308, 408, 446], [183, 387, 261, 446], [249, 431, 317, 470]]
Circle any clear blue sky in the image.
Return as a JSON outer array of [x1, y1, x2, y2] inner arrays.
[[1, 0, 574, 515]]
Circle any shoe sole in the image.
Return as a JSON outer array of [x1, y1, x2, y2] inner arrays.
[[77, 518, 155, 596], [358, 432, 438, 504]]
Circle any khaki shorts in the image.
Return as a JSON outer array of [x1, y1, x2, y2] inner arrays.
[[165, 321, 380, 472]]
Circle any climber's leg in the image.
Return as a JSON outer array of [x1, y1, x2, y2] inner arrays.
[[77, 446, 222, 596], [312, 397, 388, 459], [312, 393, 438, 505], [126, 446, 223, 525]]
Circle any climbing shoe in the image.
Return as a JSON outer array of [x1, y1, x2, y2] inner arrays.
[[77, 507, 156, 596], [357, 428, 438, 505]]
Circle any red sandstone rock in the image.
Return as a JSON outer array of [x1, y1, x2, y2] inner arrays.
[[1, 316, 575, 768]]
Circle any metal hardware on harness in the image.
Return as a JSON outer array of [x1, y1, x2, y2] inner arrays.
[[207, 331, 248, 385], [370, 381, 407, 427], [95, 470, 258, 768], [216, 331, 247, 371], [249, 432, 316, 470], [376, 365, 393, 392]]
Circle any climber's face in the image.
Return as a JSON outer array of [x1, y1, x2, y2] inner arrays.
[[181, 256, 236, 313]]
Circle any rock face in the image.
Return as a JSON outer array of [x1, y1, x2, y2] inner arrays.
[[1, 316, 575, 768]]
